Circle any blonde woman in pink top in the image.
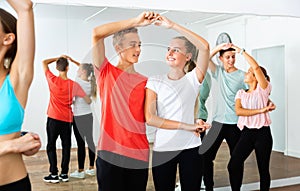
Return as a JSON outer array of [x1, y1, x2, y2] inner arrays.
[[227, 44, 275, 191]]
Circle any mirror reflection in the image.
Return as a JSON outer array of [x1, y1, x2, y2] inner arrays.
[[2, 2, 300, 190]]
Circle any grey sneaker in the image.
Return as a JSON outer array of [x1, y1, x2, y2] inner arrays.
[[85, 169, 95, 176], [70, 170, 85, 179]]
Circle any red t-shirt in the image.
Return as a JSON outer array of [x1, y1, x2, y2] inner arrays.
[[95, 58, 149, 162], [45, 70, 86, 122]]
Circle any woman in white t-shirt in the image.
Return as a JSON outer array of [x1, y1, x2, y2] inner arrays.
[[69, 60, 97, 179], [144, 15, 210, 191], [228, 45, 276, 191]]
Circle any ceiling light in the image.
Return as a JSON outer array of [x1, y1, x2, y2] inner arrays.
[[84, 7, 108, 22]]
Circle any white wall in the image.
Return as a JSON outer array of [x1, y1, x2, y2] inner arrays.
[[6, 3, 300, 158], [205, 15, 300, 157], [21, 4, 179, 149]]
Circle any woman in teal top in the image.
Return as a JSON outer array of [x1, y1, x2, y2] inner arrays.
[[0, 0, 41, 190], [197, 73, 211, 122]]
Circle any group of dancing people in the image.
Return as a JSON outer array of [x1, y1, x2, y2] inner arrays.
[[0, 1, 276, 191]]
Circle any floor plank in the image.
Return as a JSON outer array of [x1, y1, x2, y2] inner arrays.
[[23, 143, 300, 190]]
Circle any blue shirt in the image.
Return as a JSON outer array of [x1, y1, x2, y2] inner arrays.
[[212, 65, 247, 124], [0, 75, 24, 135]]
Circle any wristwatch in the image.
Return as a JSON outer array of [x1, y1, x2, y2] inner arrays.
[[240, 48, 245, 55]]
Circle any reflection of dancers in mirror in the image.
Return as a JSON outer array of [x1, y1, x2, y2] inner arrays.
[[67, 58, 97, 179], [144, 15, 210, 191], [202, 43, 248, 191], [92, 11, 159, 191], [42, 55, 91, 183], [228, 44, 275, 191], [196, 72, 211, 189], [0, 0, 41, 190]]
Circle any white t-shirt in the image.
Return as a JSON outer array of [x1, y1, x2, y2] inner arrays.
[[146, 69, 201, 152], [73, 77, 92, 116]]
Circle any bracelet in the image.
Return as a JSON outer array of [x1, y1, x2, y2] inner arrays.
[[240, 48, 245, 55]]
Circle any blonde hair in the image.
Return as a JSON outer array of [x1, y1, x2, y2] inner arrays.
[[81, 63, 97, 98], [173, 36, 198, 73]]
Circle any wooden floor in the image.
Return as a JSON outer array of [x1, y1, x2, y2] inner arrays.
[[23, 143, 300, 191]]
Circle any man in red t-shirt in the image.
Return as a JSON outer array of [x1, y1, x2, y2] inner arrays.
[[92, 12, 159, 191], [42, 55, 91, 183]]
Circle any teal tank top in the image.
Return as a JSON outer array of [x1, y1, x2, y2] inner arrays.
[[0, 75, 24, 135]]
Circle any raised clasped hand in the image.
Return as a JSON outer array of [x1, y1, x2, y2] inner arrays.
[[136, 11, 160, 27]]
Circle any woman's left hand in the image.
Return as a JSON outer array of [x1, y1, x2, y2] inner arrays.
[[153, 15, 174, 29]]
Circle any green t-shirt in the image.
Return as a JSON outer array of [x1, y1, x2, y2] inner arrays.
[[197, 73, 211, 120]]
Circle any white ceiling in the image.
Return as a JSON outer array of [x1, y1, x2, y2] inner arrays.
[[33, 3, 242, 26], [31, 0, 300, 18]]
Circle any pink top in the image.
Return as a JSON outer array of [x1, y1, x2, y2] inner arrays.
[[235, 82, 272, 130]]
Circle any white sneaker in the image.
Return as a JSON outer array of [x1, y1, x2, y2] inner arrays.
[[85, 169, 95, 176], [70, 170, 85, 179]]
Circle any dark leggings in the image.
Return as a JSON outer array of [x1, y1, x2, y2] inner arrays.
[[46, 117, 72, 175], [96, 151, 148, 191], [73, 113, 96, 169], [228, 126, 273, 191], [0, 175, 31, 191], [201, 121, 241, 191], [152, 147, 203, 191]]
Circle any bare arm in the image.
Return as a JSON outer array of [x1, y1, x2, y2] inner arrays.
[[144, 88, 205, 132], [92, 11, 158, 69], [42, 57, 59, 73], [66, 56, 81, 67], [235, 99, 275, 116], [232, 45, 268, 89], [0, 133, 41, 157], [208, 43, 232, 73], [155, 16, 210, 83], [8, 0, 35, 108], [83, 95, 92, 104]]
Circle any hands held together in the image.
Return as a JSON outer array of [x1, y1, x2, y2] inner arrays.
[[135, 11, 174, 29], [12, 132, 41, 156], [194, 119, 211, 136]]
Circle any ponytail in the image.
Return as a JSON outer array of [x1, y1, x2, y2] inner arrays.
[[90, 69, 97, 99], [174, 36, 198, 73], [81, 63, 97, 98], [260, 66, 270, 82]]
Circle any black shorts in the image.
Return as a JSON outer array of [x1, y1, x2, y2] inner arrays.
[[0, 175, 31, 191]]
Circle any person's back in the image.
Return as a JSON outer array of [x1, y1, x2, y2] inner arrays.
[[43, 56, 89, 183], [46, 69, 83, 122]]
